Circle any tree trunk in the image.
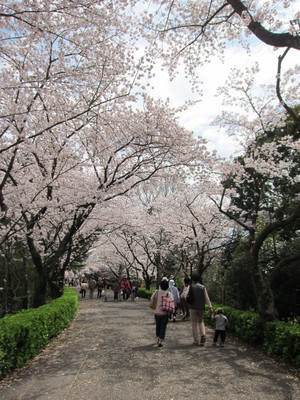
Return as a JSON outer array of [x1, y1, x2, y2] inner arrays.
[[247, 248, 278, 322], [21, 252, 30, 309], [48, 267, 65, 299], [32, 272, 48, 308]]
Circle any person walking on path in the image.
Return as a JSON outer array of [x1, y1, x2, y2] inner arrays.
[[80, 279, 88, 298], [150, 279, 174, 348], [121, 277, 131, 301], [97, 277, 104, 298], [187, 273, 214, 346], [113, 280, 120, 301], [168, 279, 180, 322], [88, 277, 97, 299], [180, 276, 191, 321], [212, 309, 228, 347]]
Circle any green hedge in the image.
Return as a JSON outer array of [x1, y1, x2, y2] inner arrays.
[[140, 288, 299, 368], [264, 321, 300, 368], [136, 287, 156, 299], [0, 287, 78, 377]]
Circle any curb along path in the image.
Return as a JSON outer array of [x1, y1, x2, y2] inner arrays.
[[0, 289, 299, 400]]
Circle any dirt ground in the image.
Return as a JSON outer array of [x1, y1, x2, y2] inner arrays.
[[0, 288, 299, 400]]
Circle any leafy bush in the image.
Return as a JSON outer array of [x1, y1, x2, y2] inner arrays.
[[0, 287, 78, 377], [136, 287, 156, 299], [264, 322, 300, 368]]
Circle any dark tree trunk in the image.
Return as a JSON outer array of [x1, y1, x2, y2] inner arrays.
[[246, 248, 278, 323], [32, 272, 48, 308]]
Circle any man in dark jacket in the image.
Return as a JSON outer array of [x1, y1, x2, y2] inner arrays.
[[88, 277, 97, 299], [188, 273, 214, 346]]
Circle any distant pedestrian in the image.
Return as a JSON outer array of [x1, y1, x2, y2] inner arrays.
[[186, 273, 213, 346], [150, 279, 174, 348], [212, 309, 228, 347], [97, 277, 104, 298], [168, 280, 180, 322], [121, 277, 131, 301], [113, 281, 120, 301], [88, 277, 97, 299], [180, 276, 191, 321], [131, 279, 139, 300], [80, 280, 88, 298]]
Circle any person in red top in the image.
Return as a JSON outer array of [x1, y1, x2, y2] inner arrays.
[[121, 277, 131, 301], [179, 276, 191, 321]]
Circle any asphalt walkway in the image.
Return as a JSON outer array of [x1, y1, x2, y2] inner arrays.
[[0, 289, 299, 400]]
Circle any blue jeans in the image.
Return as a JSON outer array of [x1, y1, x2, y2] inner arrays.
[[155, 315, 169, 340]]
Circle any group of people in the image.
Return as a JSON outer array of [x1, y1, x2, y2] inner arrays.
[[79, 273, 228, 348], [112, 277, 140, 301], [150, 274, 228, 348], [79, 277, 108, 299], [79, 276, 140, 301]]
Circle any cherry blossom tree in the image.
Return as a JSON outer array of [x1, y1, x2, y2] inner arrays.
[[1, 91, 211, 307], [90, 170, 232, 289], [138, 0, 299, 125], [1, 1, 220, 308], [211, 109, 299, 322]]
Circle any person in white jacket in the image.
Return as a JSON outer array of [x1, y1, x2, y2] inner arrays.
[[168, 280, 180, 322], [212, 309, 229, 347]]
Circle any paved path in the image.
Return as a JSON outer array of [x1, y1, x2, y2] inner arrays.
[[0, 289, 299, 400]]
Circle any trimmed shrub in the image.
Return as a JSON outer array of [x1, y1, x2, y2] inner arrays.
[[0, 287, 78, 377], [264, 321, 300, 368], [136, 287, 156, 299]]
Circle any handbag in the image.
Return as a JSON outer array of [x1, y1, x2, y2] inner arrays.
[[161, 293, 175, 314], [149, 301, 156, 310], [149, 290, 158, 310]]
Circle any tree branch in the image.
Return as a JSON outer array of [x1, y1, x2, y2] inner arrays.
[[227, 0, 300, 50]]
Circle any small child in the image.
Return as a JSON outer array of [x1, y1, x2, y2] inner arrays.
[[212, 309, 228, 347]]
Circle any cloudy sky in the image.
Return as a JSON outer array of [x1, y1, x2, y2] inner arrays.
[[146, 38, 299, 159]]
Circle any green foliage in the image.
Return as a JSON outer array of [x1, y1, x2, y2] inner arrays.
[[136, 287, 156, 299], [223, 248, 257, 311], [271, 245, 300, 322], [0, 247, 37, 317], [264, 322, 300, 368], [0, 287, 78, 377]]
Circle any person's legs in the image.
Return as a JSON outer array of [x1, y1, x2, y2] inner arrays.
[[155, 315, 161, 339], [159, 315, 168, 340], [213, 330, 220, 344], [196, 310, 206, 345], [190, 309, 199, 344], [220, 330, 226, 345], [155, 315, 168, 347], [186, 306, 190, 318]]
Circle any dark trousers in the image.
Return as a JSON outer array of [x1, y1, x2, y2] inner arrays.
[[155, 314, 169, 340], [122, 290, 130, 300], [213, 329, 226, 343]]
